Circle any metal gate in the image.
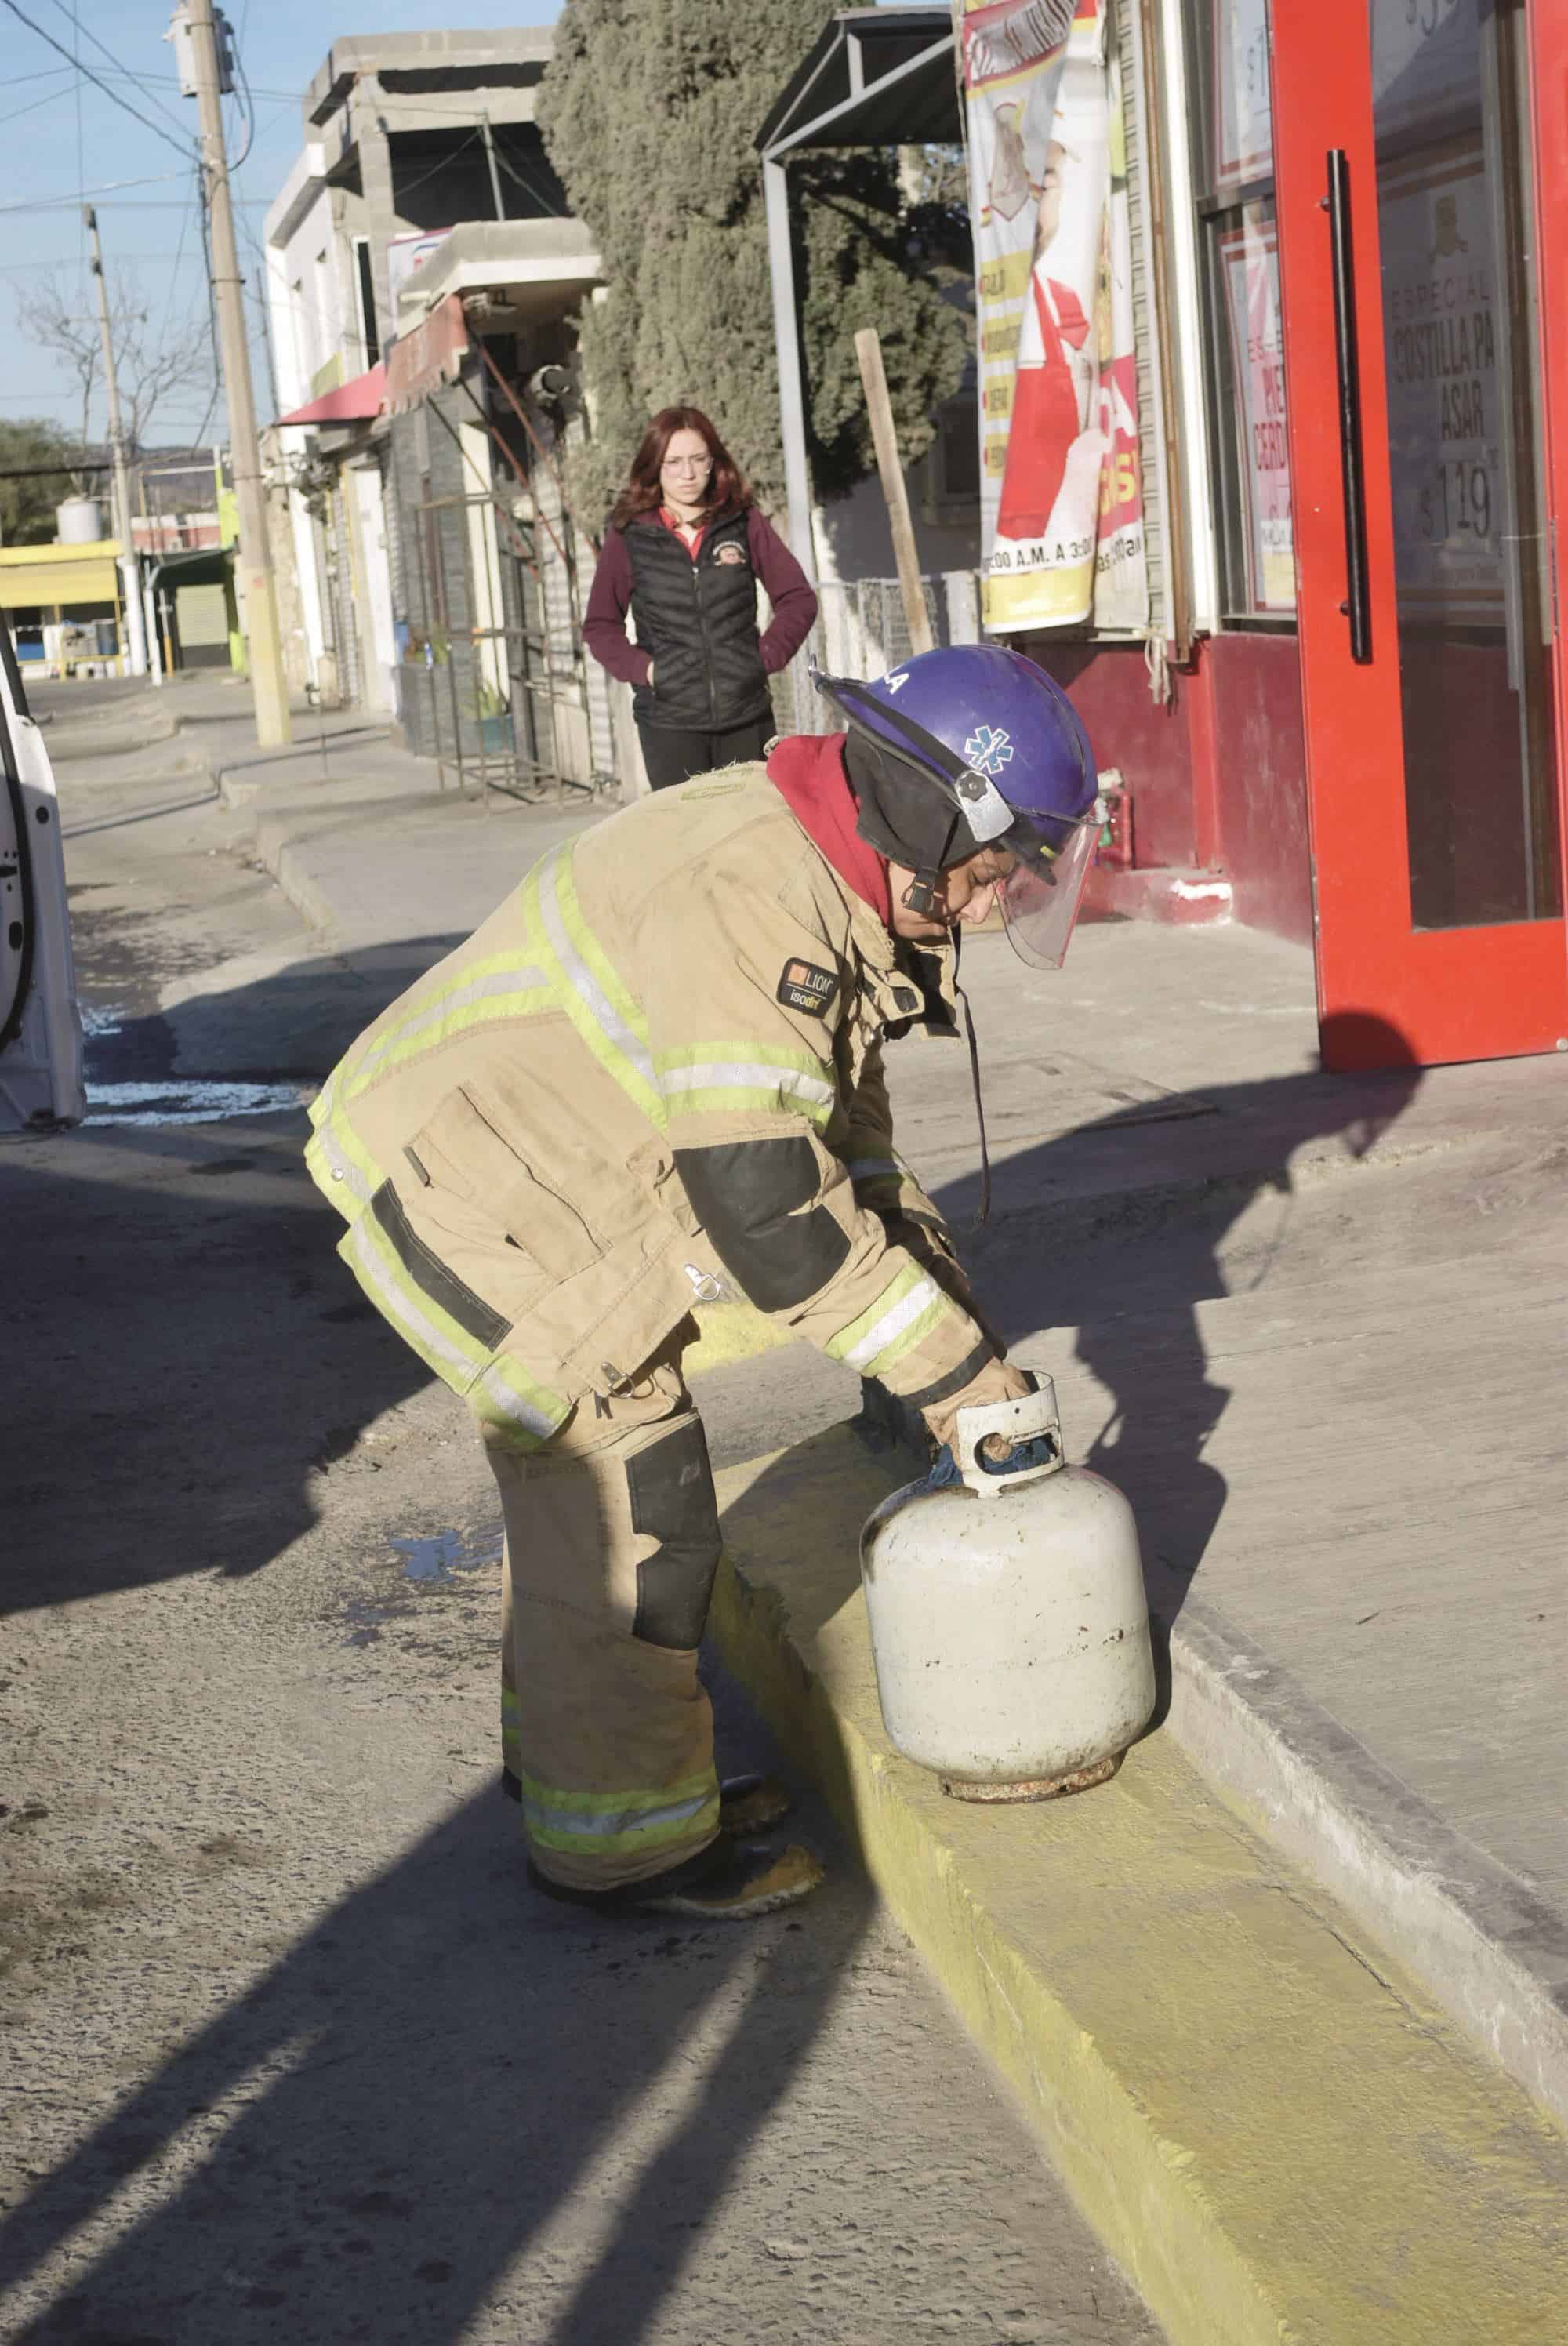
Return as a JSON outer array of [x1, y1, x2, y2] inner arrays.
[[394, 387, 608, 806]]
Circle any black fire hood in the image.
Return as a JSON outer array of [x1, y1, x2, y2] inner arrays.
[[842, 730, 985, 877]]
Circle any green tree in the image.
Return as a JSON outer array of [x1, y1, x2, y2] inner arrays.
[[0, 418, 85, 547], [538, 1, 969, 536]]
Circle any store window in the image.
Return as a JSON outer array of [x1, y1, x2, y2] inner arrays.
[[1185, 0, 1295, 621]]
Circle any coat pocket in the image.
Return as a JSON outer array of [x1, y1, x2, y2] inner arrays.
[[408, 1084, 603, 1284]]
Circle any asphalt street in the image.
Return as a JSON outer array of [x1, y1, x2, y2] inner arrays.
[[1, 682, 1163, 2346]]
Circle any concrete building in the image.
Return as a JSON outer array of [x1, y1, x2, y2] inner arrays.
[[263, 24, 604, 774]]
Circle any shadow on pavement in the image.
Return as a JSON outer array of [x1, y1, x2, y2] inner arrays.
[[0, 1118, 432, 1618], [0, 1737, 875, 2346], [935, 1014, 1423, 1642]]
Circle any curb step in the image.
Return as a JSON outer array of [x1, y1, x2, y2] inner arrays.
[[710, 1422, 1567, 2346]]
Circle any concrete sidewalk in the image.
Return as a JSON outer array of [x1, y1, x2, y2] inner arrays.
[[125, 681, 1568, 2133]]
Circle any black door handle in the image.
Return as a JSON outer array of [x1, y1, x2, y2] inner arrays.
[[1323, 148, 1372, 662]]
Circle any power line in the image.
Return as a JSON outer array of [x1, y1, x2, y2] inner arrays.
[[0, 255, 193, 270], [391, 126, 486, 203], [0, 0, 196, 161], [45, 0, 193, 143], [161, 170, 202, 323], [495, 144, 568, 218], [0, 77, 75, 126]]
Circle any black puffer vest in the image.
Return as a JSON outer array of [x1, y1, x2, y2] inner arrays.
[[624, 508, 769, 731]]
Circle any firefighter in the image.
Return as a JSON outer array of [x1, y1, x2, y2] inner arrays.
[[307, 644, 1101, 1920]]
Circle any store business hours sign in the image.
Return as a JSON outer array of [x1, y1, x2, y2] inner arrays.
[[1380, 139, 1502, 620]]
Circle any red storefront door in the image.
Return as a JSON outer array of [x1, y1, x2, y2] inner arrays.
[[1272, 0, 1568, 1069]]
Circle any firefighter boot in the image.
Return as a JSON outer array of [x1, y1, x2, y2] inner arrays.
[[527, 1833, 824, 1920]]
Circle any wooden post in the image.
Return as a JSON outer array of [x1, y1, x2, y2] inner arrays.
[[854, 327, 935, 656]]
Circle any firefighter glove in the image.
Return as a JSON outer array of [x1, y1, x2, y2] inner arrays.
[[920, 1354, 1036, 1459]]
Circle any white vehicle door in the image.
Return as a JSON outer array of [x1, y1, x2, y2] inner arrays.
[[0, 629, 84, 1131]]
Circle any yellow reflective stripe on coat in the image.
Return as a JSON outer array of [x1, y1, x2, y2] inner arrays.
[[339, 957, 552, 1100], [655, 1040, 836, 1130], [826, 1259, 955, 1380], [470, 1356, 567, 1450], [305, 1098, 379, 1210], [515, 1766, 720, 1858], [343, 1209, 492, 1388], [523, 842, 665, 1128]]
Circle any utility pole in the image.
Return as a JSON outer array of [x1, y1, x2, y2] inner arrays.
[[84, 209, 149, 680], [183, 0, 290, 746], [480, 112, 507, 221]]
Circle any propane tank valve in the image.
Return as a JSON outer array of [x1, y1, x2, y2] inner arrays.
[[952, 1375, 1064, 1497]]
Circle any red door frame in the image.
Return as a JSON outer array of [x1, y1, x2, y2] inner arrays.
[[1271, 0, 1568, 1071], [1529, 0, 1568, 933]]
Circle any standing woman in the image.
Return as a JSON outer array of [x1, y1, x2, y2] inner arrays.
[[583, 405, 818, 790]]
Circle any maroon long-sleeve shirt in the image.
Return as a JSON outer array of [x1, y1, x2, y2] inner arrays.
[[583, 506, 818, 692]]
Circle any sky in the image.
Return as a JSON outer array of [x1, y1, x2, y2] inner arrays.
[[0, 2, 561, 448]]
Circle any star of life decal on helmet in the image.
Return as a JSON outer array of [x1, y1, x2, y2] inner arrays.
[[963, 724, 1015, 777]]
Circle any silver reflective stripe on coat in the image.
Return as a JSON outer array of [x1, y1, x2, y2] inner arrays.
[[474, 1364, 558, 1443], [345, 1217, 480, 1383], [839, 1274, 942, 1374], [660, 1060, 837, 1110], [537, 848, 659, 1096], [314, 1120, 372, 1204], [350, 965, 551, 1085]]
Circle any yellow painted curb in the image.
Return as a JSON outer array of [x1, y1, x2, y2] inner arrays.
[[684, 1296, 790, 1379], [711, 1425, 1568, 2346]]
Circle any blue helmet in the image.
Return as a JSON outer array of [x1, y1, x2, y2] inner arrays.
[[814, 645, 1101, 968]]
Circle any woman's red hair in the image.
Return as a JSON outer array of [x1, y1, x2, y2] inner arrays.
[[608, 405, 752, 532]]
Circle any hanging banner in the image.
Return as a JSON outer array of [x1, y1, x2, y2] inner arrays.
[[1217, 210, 1294, 612], [963, 0, 1147, 634]]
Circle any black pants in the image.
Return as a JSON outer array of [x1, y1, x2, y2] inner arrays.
[[637, 717, 771, 792]]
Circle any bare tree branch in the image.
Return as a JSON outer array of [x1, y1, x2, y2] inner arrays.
[[16, 272, 215, 457]]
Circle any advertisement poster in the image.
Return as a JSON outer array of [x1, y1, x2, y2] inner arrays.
[[1377, 137, 1502, 620], [1217, 211, 1294, 612], [1210, 0, 1274, 193], [964, 0, 1147, 634]]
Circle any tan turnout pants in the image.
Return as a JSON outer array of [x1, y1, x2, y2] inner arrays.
[[481, 1330, 724, 1892]]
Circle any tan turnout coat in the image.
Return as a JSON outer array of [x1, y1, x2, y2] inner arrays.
[[305, 764, 992, 1446]]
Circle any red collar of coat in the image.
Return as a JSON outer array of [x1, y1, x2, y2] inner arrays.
[[767, 732, 891, 930]]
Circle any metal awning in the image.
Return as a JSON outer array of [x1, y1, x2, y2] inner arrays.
[[277, 362, 387, 428], [757, 7, 959, 155], [384, 294, 471, 415], [758, 8, 959, 565], [0, 548, 122, 610], [146, 546, 230, 594]]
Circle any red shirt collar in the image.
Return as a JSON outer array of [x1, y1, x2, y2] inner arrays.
[[766, 732, 891, 930], [658, 506, 706, 561]]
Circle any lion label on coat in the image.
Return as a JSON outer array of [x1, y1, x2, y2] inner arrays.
[[776, 959, 839, 1018]]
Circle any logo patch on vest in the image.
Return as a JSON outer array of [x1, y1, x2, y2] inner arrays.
[[777, 958, 839, 1019], [713, 542, 749, 566]]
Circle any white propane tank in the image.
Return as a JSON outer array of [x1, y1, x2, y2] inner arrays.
[[859, 1376, 1156, 1801]]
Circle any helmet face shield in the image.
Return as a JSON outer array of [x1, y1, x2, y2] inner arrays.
[[995, 802, 1102, 968]]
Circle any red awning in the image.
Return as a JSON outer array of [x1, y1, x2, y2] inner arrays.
[[277, 362, 387, 427]]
